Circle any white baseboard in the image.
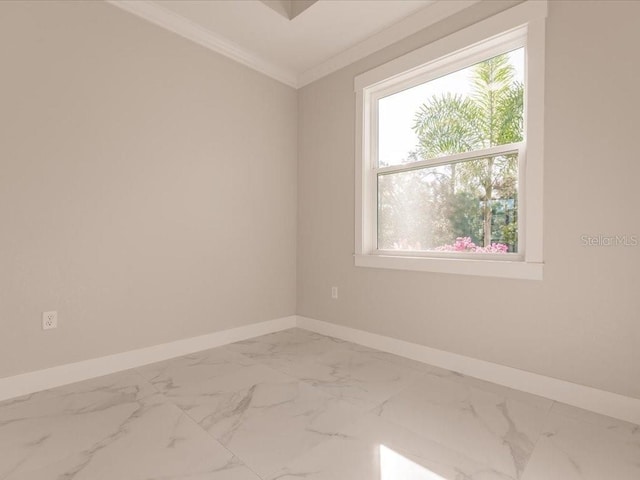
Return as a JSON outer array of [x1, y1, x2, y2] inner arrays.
[[296, 316, 640, 425], [0, 315, 297, 402], [2, 313, 638, 426]]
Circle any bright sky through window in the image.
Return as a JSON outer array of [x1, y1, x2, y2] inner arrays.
[[378, 49, 524, 167]]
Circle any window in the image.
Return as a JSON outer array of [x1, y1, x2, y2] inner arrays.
[[354, 1, 546, 280]]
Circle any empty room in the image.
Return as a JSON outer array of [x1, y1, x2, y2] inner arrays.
[[1, 0, 638, 478]]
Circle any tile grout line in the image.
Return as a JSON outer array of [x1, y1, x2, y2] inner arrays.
[[299, 330, 559, 480], [131, 342, 355, 480], [219, 339, 402, 478], [133, 329, 560, 480], [518, 399, 557, 479], [126, 330, 565, 479], [4, 329, 637, 480], [226, 349, 368, 479], [133, 352, 272, 479], [150, 382, 267, 479]]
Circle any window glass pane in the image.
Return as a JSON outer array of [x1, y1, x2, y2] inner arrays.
[[377, 154, 518, 253], [377, 48, 524, 168]]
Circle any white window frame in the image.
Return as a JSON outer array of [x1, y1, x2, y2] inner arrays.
[[354, 0, 547, 280]]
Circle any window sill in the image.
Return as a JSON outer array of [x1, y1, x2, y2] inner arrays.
[[354, 254, 543, 280]]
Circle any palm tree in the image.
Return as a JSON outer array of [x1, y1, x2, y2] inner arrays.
[[412, 53, 523, 248]]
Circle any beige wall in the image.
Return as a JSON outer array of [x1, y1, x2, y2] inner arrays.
[[2, 0, 638, 401], [297, 0, 640, 399], [0, 1, 297, 378]]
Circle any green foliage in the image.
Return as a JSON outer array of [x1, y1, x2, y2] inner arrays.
[[501, 222, 518, 250], [470, 54, 517, 147], [497, 82, 524, 145], [412, 54, 523, 158], [447, 191, 483, 245], [408, 52, 523, 250], [412, 94, 481, 158]]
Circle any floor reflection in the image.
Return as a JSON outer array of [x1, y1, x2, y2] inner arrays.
[[380, 445, 447, 480]]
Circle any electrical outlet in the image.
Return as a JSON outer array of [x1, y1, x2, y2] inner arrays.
[[42, 311, 58, 330], [331, 286, 338, 299]]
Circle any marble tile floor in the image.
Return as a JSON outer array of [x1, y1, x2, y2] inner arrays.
[[1, 328, 638, 480]]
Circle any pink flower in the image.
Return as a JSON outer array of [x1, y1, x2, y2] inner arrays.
[[435, 237, 509, 253]]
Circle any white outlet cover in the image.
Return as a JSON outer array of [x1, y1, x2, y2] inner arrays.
[[331, 287, 338, 299], [42, 311, 58, 330]]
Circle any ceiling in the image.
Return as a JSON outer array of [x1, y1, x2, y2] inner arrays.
[[259, 0, 319, 20], [107, 0, 478, 88]]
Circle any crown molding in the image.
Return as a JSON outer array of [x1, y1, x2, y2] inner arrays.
[[297, 0, 480, 88], [107, 0, 480, 89], [106, 0, 299, 88]]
